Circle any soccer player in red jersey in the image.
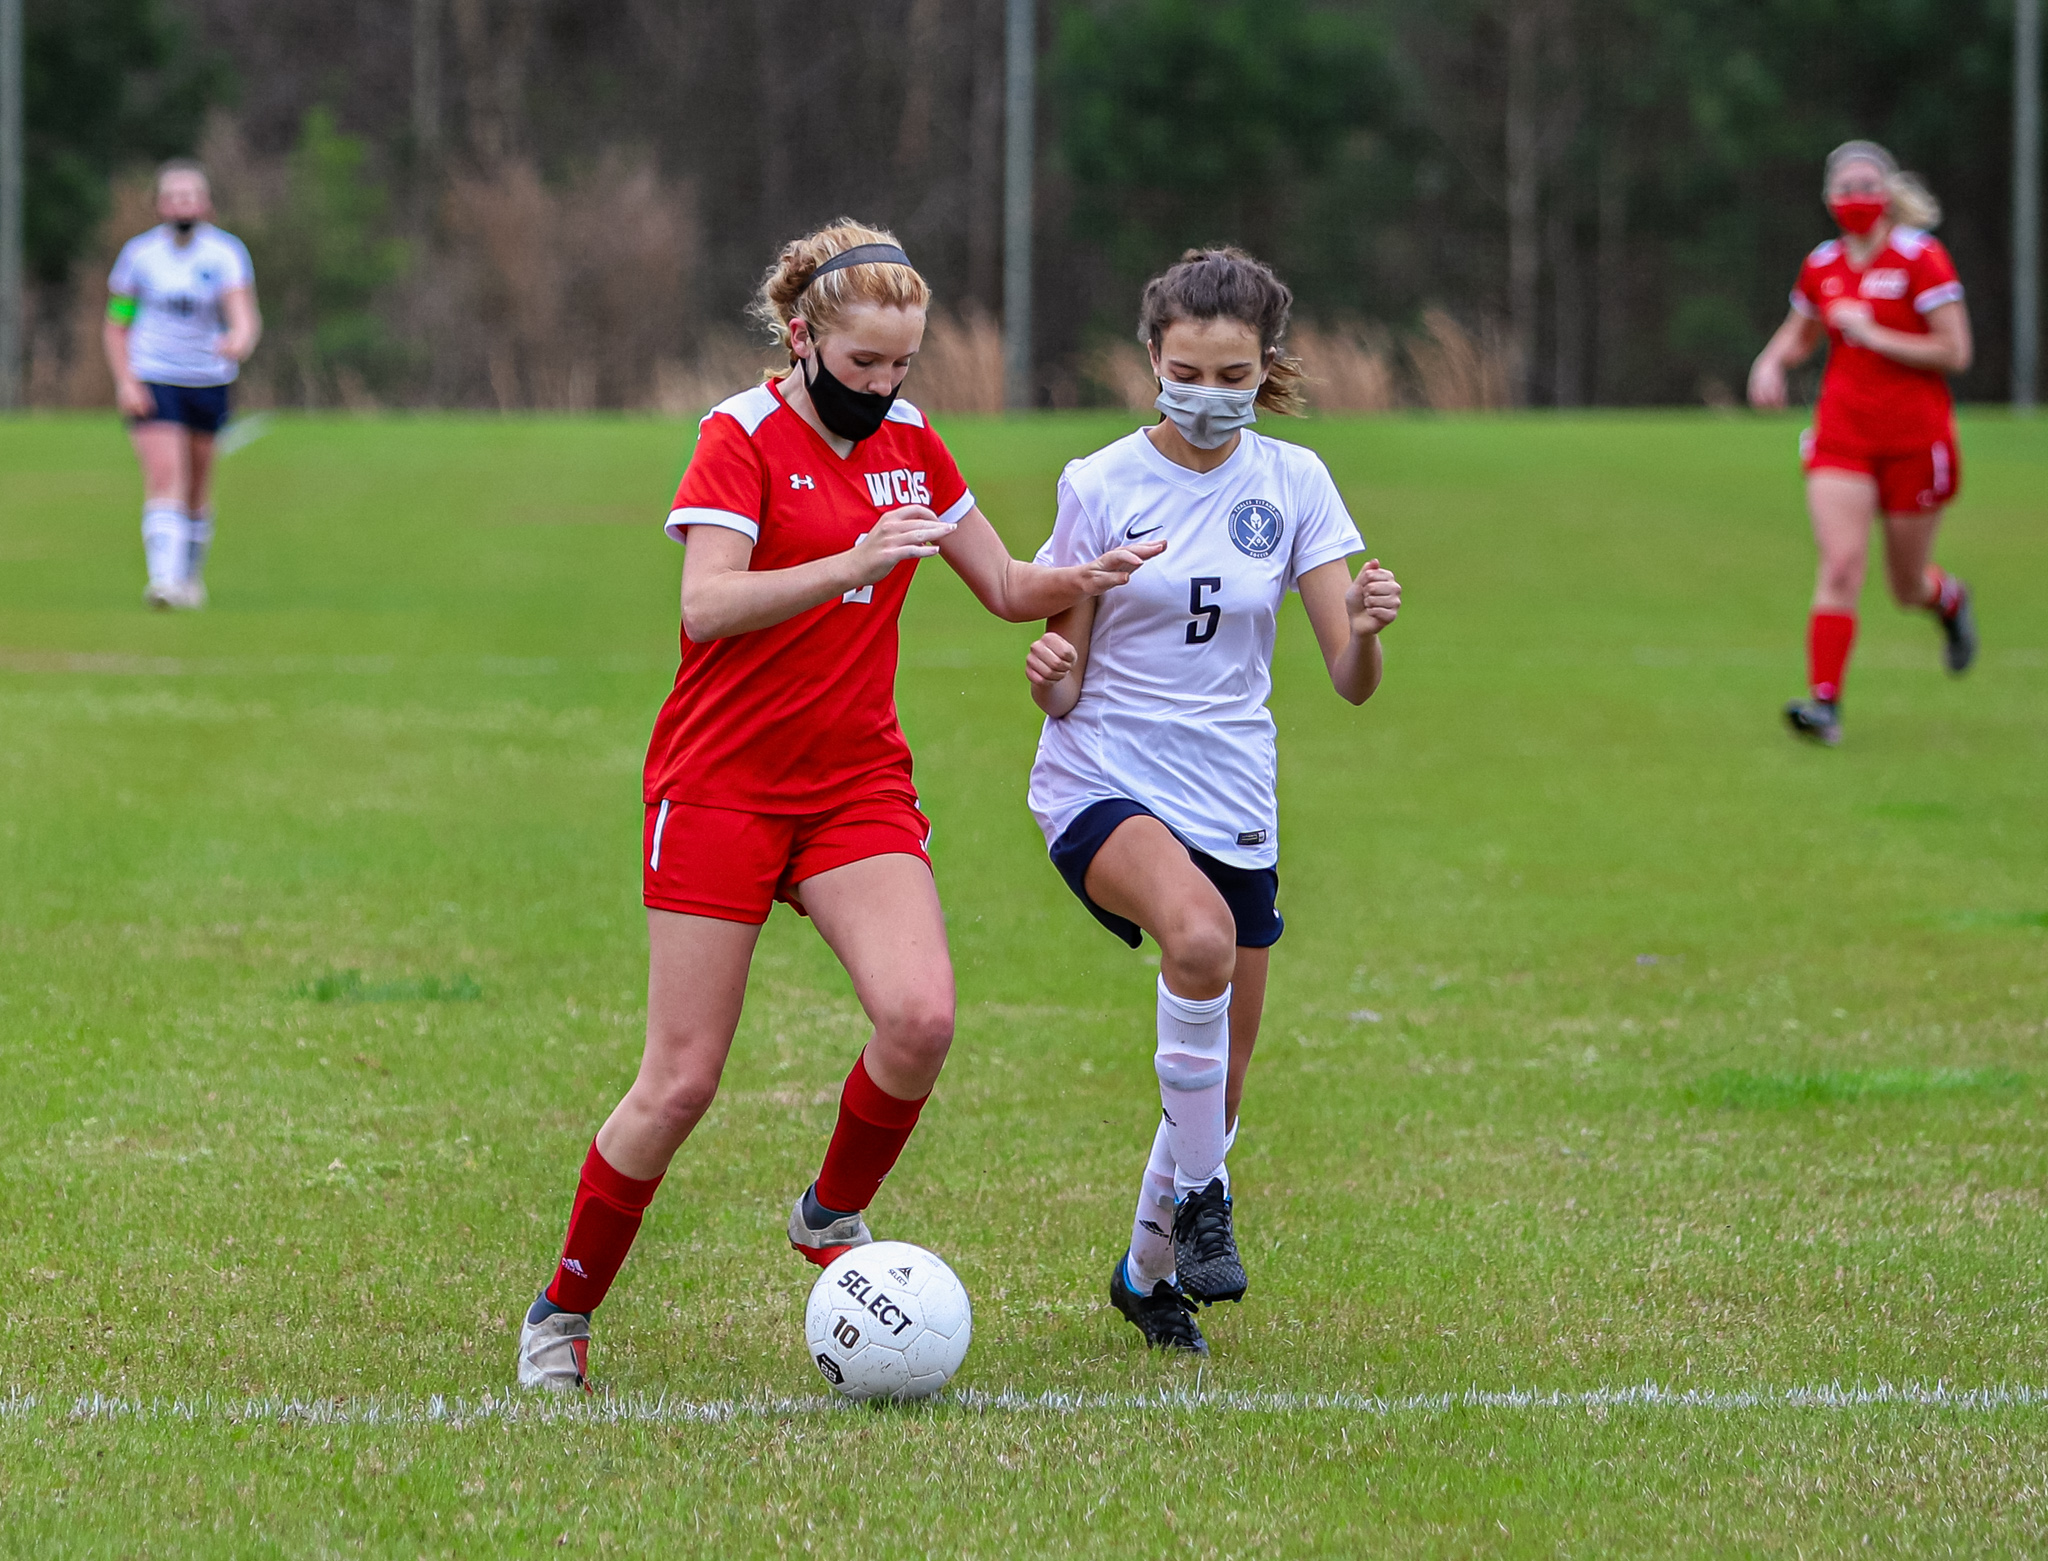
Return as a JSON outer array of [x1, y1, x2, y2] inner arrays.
[[1748, 140, 1977, 746], [515, 220, 1162, 1392]]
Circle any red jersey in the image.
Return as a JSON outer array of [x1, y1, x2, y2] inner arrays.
[[1792, 226, 1963, 442], [645, 379, 974, 812]]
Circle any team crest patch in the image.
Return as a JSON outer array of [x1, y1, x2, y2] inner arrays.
[[1228, 498, 1284, 559]]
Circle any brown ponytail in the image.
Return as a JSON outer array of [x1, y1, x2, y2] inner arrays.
[[749, 219, 931, 354], [1136, 247, 1307, 416]]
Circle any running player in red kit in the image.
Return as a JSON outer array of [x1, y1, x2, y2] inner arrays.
[[514, 221, 1162, 1392], [1748, 140, 1977, 746]]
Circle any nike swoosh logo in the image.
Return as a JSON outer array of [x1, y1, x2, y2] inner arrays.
[[1126, 525, 1162, 540]]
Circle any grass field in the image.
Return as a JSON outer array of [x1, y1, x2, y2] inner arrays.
[[2, 406, 2046, 1556]]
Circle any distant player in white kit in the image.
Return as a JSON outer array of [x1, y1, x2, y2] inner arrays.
[[103, 159, 261, 609], [1025, 248, 1401, 1353]]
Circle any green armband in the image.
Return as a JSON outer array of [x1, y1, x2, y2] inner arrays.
[[107, 296, 137, 326]]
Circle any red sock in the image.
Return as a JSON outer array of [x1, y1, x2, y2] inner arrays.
[[1807, 609, 1857, 704], [544, 1141, 663, 1315], [814, 1051, 928, 1214], [1925, 566, 1962, 618]]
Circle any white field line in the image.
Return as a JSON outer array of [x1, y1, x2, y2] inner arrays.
[[2, 1381, 2045, 1430]]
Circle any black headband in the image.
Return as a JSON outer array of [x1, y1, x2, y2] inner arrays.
[[802, 243, 914, 289]]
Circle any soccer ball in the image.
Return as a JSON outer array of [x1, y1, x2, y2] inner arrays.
[[804, 1240, 972, 1402]]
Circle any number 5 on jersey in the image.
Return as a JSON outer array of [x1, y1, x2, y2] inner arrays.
[[1185, 577, 1222, 645]]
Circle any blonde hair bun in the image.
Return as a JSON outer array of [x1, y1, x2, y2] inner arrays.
[[750, 220, 931, 353]]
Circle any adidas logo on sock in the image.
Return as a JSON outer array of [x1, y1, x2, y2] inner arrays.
[[562, 1258, 588, 1277], [1140, 1220, 1168, 1237]]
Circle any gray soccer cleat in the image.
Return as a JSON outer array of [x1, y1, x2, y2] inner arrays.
[[1784, 697, 1841, 747], [1172, 1177, 1248, 1305], [1938, 582, 1977, 674], [787, 1187, 873, 1268], [516, 1308, 592, 1393], [1109, 1254, 1208, 1354]]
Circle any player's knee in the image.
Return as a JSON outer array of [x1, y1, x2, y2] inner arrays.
[[1818, 559, 1861, 599], [1161, 911, 1237, 993], [875, 991, 955, 1069], [642, 1068, 721, 1138]]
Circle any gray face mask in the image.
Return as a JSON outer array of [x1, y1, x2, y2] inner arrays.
[[1154, 379, 1259, 449]]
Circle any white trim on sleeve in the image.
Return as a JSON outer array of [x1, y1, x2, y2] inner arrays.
[[1914, 281, 1964, 314], [1288, 538, 1364, 592], [937, 488, 976, 527], [1789, 290, 1819, 319], [665, 506, 760, 544]]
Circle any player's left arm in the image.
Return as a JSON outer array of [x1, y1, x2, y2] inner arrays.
[[218, 285, 262, 363], [1297, 555, 1401, 706], [938, 506, 1162, 622], [1826, 298, 1971, 375]]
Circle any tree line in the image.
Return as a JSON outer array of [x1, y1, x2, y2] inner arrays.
[[21, 0, 2034, 409]]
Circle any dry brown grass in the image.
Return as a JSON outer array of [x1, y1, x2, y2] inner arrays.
[[1086, 339, 1159, 411], [443, 153, 698, 411], [1292, 322, 1403, 412], [1081, 312, 1513, 418], [649, 330, 785, 418], [908, 307, 1004, 415], [1406, 308, 1516, 411]]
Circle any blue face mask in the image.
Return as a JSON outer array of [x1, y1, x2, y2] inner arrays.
[[1154, 379, 1259, 449]]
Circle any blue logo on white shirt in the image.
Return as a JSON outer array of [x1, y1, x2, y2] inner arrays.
[[1227, 498, 1285, 559]]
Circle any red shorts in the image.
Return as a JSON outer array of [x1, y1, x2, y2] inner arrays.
[[642, 789, 932, 924], [1801, 421, 1961, 514]]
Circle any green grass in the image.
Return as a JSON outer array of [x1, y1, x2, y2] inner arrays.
[[1, 406, 2045, 1556]]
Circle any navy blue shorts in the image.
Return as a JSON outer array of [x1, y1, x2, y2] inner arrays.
[[1048, 797, 1283, 950], [133, 382, 231, 435]]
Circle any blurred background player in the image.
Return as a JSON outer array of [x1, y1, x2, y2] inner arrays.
[[516, 221, 1161, 1393], [103, 160, 262, 611], [1748, 140, 1977, 746], [1023, 249, 1401, 1354]]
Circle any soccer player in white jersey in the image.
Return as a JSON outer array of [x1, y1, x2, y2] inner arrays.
[[1025, 248, 1401, 1354], [103, 159, 261, 609]]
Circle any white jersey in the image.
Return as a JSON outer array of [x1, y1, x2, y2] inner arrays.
[[107, 224, 254, 387], [1028, 427, 1364, 868]]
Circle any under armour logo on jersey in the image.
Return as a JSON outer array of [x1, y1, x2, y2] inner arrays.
[[1228, 498, 1285, 559], [863, 469, 931, 507], [789, 474, 815, 490]]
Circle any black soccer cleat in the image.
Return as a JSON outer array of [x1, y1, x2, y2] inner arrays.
[[1109, 1254, 1207, 1354], [1784, 698, 1841, 747], [1939, 583, 1978, 675], [1171, 1178, 1248, 1305]]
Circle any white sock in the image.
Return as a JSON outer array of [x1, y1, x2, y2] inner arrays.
[[1126, 1118, 1178, 1289], [141, 504, 190, 590], [187, 507, 214, 582], [1154, 975, 1231, 1198], [1215, 1117, 1239, 1198]]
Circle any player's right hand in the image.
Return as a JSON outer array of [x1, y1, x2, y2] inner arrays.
[[1025, 631, 1077, 688], [1746, 357, 1786, 410], [849, 505, 957, 584], [116, 379, 155, 419], [1076, 539, 1166, 596]]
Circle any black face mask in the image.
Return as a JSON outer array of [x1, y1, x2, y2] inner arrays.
[[801, 350, 900, 444]]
